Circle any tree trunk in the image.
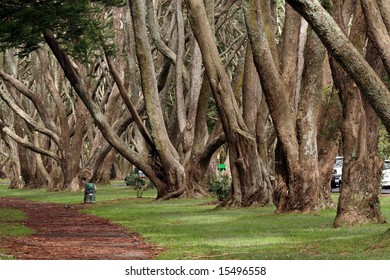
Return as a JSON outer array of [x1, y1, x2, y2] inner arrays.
[[186, 0, 270, 207], [0, 121, 24, 189], [286, 0, 390, 135], [331, 1, 386, 226], [246, 0, 332, 212], [129, 0, 189, 199], [316, 83, 341, 209]]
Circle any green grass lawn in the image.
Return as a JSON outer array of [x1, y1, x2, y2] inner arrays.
[[0, 208, 33, 259], [1, 180, 390, 259]]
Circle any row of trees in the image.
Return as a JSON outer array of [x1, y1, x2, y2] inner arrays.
[[1, 0, 390, 227]]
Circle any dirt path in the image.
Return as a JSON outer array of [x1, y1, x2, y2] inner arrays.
[[0, 197, 160, 260]]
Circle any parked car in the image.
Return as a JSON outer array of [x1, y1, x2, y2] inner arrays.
[[381, 160, 390, 189], [331, 156, 343, 192], [331, 157, 390, 192]]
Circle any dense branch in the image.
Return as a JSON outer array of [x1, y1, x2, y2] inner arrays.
[[0, 120, 61, 163], [360, 0, 390, 75], [0, 68, 59, 135], [43, 29, 160, 183], [286, 0, 390, 134], [105, 54, 154, 148], [0, 81, 61, 146], [145, 0, 190, 89]]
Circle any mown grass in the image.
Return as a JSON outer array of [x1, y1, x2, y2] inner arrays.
[[0, 208, 33, 259], [1, 180, 390, 259]]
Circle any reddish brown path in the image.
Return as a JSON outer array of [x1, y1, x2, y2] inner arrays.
[[0, 197, 160, 260]]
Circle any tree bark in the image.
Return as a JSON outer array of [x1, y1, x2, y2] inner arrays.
[[286, 0, 390, 136], [186, 0, 270, 207], [329, 0, 386, 226], [245, 0, 337, 211]]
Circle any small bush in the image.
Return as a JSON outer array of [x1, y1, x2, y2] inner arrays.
[[124, 172, 153, 198], [208, 174, 230, 201]]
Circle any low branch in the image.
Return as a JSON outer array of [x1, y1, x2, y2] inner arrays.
[[105, 54, 155, 149], [0, 82, 62, 147], [0, 120, 61, 164], [0, 68, 60, 135], [286, 0, 390, 134]]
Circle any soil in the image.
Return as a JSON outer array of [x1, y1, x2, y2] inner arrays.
[[0, 197, 160, 260]]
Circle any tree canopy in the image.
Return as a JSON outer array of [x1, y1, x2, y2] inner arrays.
[[0, 0, 125, 58]]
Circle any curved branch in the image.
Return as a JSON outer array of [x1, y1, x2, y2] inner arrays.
[[0, 120, 62, 164], [105, 54, 155, 149], [43, 29, 163, 186], [0, 82, 62, 147], [361, 0, 390, 75], [0, 68, 60, 135], [286, 0, 390, 134], [145, 0, 190, 89]]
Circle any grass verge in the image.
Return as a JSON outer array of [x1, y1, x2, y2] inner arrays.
[[0, 208, 33, 260], [1, 181, 390, 259]]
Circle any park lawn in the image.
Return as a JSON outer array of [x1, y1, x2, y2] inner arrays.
[[1, 181, 390, 259], [0, 208, 33, 260], [86, 196, 390, 260]]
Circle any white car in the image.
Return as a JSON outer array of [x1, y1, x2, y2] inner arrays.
[[331, 156, 343, 192], [381, 160, 390, 189], [331, 157, 390, 192]]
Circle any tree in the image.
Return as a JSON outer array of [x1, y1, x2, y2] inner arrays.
[[330, 0, 386, 226], [0, 1, 214, 197], [285, 0, 389, 224], [185, 0, 272, 207], [286, 0, 390, 134], [244, 0, 338, 212]]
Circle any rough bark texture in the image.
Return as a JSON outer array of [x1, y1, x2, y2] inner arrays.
[[331, 0, 386, 227], [129, 0, 188, 199], [361, 0, 390, 75], [43, 29, 165, 191], [245, 0, 332, 212], [286, 0, 390, 136], [186, 0, 270, 207]]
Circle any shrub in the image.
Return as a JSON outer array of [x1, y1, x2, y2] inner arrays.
[[124, 172, 153, 198], [208, 174, 230, 201]]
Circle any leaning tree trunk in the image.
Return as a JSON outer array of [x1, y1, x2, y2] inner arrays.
[[129, 0, 188, 200], [246, 0, 332, 212], [331, 1, 385, 226], [186, 0, 271, 207], [286, 0, 390, 135]]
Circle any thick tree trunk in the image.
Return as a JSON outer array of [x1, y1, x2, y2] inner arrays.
[[14, 116, 35, 188], [286, 0, 390, 135], [129, 0, 188, 200], [316, 86, 341, 209], [0, 124, 24, 189], [242, 44, 273, 204], [246, 0, 331, 211], [331, 1, 386, 226], [186, 0, 270, 207]]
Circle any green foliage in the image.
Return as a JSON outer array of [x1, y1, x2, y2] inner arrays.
[[0, 208, 33, 259], [378, 124, 390, 159], [0, 0, 125, 60], [124, 172, 154, 198], [208, 174, 230, 201]]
